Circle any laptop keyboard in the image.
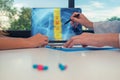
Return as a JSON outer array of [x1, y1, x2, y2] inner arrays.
[[48, 42, 82, 48]]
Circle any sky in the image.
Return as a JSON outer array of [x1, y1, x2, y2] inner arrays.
[[13, 0, 120, 21], [13, 0, 68, 8], [75, 0, 120, 21]]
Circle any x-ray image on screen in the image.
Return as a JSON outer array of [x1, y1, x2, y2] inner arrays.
[[32, 8, 82, 41]]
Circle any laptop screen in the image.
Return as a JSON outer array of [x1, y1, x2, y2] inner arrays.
[[31, 8, 82, 41]]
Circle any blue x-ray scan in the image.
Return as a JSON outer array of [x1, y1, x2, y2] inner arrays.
[[32, 8, 82, 40]]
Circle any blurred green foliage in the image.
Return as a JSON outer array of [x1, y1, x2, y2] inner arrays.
[[9, 8, 31, 30], [107, 16, 120, 21], [0, 0, 31, 30]]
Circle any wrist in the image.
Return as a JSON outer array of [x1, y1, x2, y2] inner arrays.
[[99, 34, 119, 48], [88, 21, 93, 28], [25, 38, 38, 48], [85, 21, 93, 29], [118, 34, 120, 48]]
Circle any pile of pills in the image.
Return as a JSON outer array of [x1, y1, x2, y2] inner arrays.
[[33, 63, 67, 71]]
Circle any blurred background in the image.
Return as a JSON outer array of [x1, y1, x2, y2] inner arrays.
[[0, 0, 120, 36]]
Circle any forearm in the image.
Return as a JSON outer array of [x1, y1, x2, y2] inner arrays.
[[86, 21, 93, 29], [96, 33, 119, 48], [93, 21, 120, 33], [0, 37, 33, 50], [119, 34, 120, 48]]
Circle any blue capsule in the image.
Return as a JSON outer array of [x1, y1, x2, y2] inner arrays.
[[43, 66, 48, 70], [33, 64, 38, 69], [59, 63, 67, 71]]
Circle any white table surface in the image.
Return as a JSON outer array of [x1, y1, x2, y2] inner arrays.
[[0, 47, 120, 80]]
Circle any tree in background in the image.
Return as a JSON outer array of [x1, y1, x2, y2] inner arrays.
[[9, 7, 31, 30], [0, 0, 14, 12], [107, 16, 120, 21], [0, 0, 31, 30], [0, 0, 16, 29]]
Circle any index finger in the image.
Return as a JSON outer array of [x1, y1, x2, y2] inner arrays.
[[71, 12, 79, 17]]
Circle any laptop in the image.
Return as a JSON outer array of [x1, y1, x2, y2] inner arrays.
[[31, 8, 82, 48]]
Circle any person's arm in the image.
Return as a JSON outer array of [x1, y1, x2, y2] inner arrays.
[[119, 34, 120, 47], [0, 34, 48, 50], [93, 21, 120, 33], [64, 33, 119, 48], [67, 13, 120, 48], [70, 12, 93, 28], [70, 13, 120, 34]]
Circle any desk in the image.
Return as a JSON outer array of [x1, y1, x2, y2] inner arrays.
[[0, 47, 120, 80]]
